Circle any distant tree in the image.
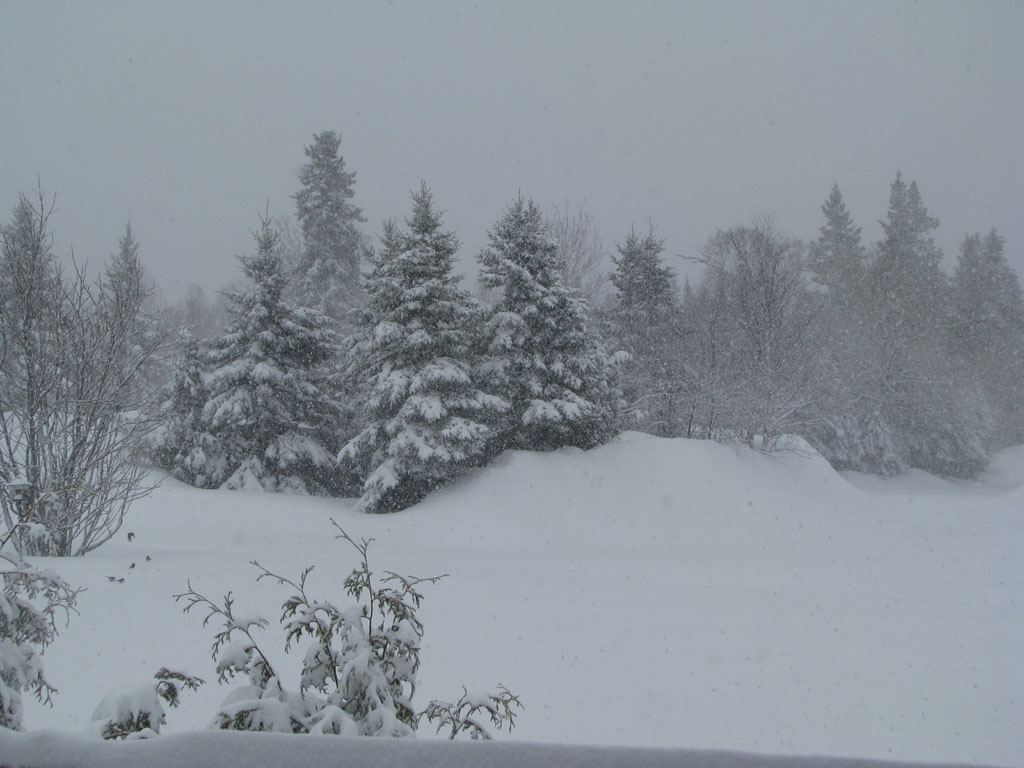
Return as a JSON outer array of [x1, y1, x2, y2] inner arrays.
[[290, 130, 366, 325], [677, 275, 738, 440], [606, 226, 687, 436], [863, 173, 987, 477], [545, 202, 610, 308], [799, 186, 902, 474], [340, 184, 504, 513], [478, 196, 616, 453], [697, 218, 816, 448], [173, 283, 224, 341], [952, 229, 1024, 447], [807, 183, 866, 303], [163, 217, 340, 493], [148, 330, 213, 485], [100, 224, 165, 405]]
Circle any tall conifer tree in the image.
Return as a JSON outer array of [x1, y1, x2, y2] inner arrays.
[[340, 184, 504, 513], [478, 196, 616, 452], [291, 130, 366, 324], [164, 218, 339, 492], [607, 227, 685, 437]]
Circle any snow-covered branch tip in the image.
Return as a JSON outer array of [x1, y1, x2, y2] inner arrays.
[[92, 667, 204, 740], [0, 537, 81, 729], [172, 582, 276, 687], [423, 685, 523, 740]]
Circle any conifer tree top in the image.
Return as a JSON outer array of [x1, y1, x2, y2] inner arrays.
[[611, 226, 676, 315], [478, 196, 562, 297], [879, 172, 940, 268]]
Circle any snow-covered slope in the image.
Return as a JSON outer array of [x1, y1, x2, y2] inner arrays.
[[11, 433, 1024, 766], [0, 728, 1009, 768]]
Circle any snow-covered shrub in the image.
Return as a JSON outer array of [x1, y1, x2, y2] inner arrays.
[[91, 667, 204, 740], [174, 521, 519, 738], [0, 525, 80, 730], [422, 685, 522, 740]]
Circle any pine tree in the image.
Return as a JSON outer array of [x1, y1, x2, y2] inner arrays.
[[606, 227, 686, 437], [800, 186, 901, 473], [872, 173, 945, 338], [290, 130, 366, 325], [807, 183, 866, 303], [99, 223, 164, 407], [864, 173, 987, 477], [952, 230, 1024, 446], [478, 196, 616, 452], [340, 185, 504, 513], [188, 218, 339, 493], [149, 330, 213, 485]]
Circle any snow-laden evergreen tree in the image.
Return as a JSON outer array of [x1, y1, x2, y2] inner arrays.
[[148, 330, 215, 485], [290, 130, 366, 325], [340, 185, 505, 513], [606, 226, 687, 437], [99, 224, 166, 408], [863, 173, 987, 477], [801, 185, 902, 473], [952, 230, 1024, 447], [478, 196, 616, 453], [171, 217, 340, 493]]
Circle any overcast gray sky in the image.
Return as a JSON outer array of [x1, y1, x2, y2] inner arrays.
[[2, 0, 1022, 300]]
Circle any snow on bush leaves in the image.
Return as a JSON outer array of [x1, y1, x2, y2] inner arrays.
[[172, 520, 521, 739]]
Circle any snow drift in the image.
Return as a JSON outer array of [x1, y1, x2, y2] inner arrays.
[[7, 433, 1023, 766]]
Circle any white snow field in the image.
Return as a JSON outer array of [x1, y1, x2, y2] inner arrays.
[[4, 433, 1022, 766]]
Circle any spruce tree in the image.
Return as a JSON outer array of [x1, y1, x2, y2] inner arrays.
[[606, 227, 686, 437], [150, 330, 209, 481], [807, 183, 866, 303], [340, 184, 504, 513], [190, 218, 339, 493], [478, 196, 616, 452], [952, 230, 1024, 446], [800, 186, 901, 473], [291, 130, 366, 324], [865, 173, 986, 477]]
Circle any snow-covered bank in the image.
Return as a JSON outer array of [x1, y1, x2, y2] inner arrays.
[[10, 433, 1024, 766], [0, 728, 1007, 768]]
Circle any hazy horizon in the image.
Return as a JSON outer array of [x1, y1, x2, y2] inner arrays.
[[2, 1, 1021, 301]]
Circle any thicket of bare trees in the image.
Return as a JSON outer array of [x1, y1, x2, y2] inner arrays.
[[0, 190, 160, 556]]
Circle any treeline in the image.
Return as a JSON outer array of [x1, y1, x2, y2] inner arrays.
[[4, 130, 1023, 535]]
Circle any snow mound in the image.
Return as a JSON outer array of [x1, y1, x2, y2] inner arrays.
[[12, 434, 1024, 767]]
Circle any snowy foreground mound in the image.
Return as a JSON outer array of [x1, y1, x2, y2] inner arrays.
[[8, 433, 1024, 766], [0, 728, 1009, 768]]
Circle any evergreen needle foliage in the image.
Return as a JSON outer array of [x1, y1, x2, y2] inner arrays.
[[172, 521, 521, 739]]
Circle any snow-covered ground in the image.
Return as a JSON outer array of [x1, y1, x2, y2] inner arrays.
[[9, 433, 1024, 766]]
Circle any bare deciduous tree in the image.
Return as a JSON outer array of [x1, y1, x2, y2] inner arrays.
[[545, 202, 611, 309], [694, 218, 817, 449], [0, 189, 160, 556]]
